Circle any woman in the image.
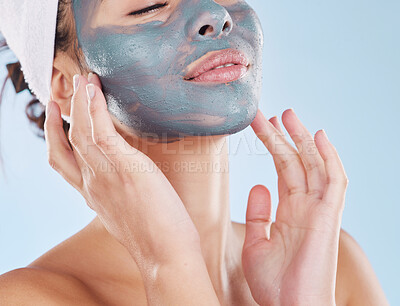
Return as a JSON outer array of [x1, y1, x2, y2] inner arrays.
[[0, 0, 388, 305]]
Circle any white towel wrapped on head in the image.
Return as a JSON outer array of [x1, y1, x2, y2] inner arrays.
[[0, 0, 59, 107]]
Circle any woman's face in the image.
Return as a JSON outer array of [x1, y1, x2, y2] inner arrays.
[[72, 0, 263, 141]]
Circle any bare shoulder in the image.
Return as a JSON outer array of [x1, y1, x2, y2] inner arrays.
[[0, 219, 105, 305], [0, 267, 101, 305], [335, 229, 389, 306], [0, 218, 145, 305]]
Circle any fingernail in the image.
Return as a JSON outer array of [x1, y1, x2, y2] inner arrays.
[[86, 84, 96, 101], [321, 129, 329, 140], [73, 74, 80, 93], [88, 72, 94, 83]]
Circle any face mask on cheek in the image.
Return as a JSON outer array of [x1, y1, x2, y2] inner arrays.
[[73, 0, 264, 141]]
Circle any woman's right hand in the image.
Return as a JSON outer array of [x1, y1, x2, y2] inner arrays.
[[44, 73, 200, 265], [44, 73, 222, 305]]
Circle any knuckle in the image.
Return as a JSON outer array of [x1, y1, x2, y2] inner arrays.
[[118, 172, 135, 188], [341, 176, 349, 187], [277, 156, 296, 171], [277, 158, 289, 171], [329, 142, 338, 152], [327, 175, 349, 187], [93, 135, 108, 149], [47, 154, 58, 171], [260, 132, 277, 147], [304, 160, 320, 172], [88, 99, 99, 118], [287, 186, 305, 196], [276, 154, 304, 176], [85, 200, 96, 212], [68, 129, 80, 148], [307, 188, 323, 199], [80, 166, 94, 181], [324, 143, 339, 157], [290, 133, 303, 144]]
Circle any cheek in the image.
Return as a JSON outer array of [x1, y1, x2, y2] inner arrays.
[[80, 30, 187, 112], [229, 3, 264, 47], [83, 32, 169, 78]]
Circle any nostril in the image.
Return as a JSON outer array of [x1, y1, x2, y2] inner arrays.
[[199, 25, 214, 36], [197, 20, 232, 38], [222, 21, 231, 32]]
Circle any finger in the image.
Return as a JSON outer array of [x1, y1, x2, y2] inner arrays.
[[44, 101, 82, 190], [88, 72, 102, 89], [251, 109, 307, 196], [314, 130, 349, 212], [268, 116, 289, 198], [281, 109, 326, 198], [269, 116, 284, 134], [69, 74, 108, 174], [243, 184, 273, 251], [86, 83, 137, 166]]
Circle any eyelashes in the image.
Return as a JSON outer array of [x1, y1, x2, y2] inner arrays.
[[129, 2, 168, 16]]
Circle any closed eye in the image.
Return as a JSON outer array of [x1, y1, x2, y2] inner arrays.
[[129, 2, 168, 16]]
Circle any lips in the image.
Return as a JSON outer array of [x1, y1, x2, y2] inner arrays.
[[184, 49, 250, 83]]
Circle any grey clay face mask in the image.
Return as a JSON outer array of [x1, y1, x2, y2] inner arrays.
[[72, 0, 264, 141]]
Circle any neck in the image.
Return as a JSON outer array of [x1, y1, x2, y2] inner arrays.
[[94, 131, 244, 297], [142, 135, 241, 293]]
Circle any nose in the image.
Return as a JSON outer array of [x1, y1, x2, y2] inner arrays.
[[185, 1, 233, 41]]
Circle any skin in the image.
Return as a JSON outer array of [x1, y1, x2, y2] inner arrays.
[[0, 0, 389, 305], [0, 79, 389, 305], [72, 0, 263, 141]]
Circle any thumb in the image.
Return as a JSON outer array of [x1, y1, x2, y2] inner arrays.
[[244, 184, 273, 249]]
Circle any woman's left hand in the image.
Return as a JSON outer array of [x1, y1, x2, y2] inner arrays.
[[241, 109, 349, 306]]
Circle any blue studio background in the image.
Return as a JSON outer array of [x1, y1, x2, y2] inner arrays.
[[0, 0, 399, 303]]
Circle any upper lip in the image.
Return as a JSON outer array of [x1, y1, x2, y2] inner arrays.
[[183, 49, 250, 80]]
